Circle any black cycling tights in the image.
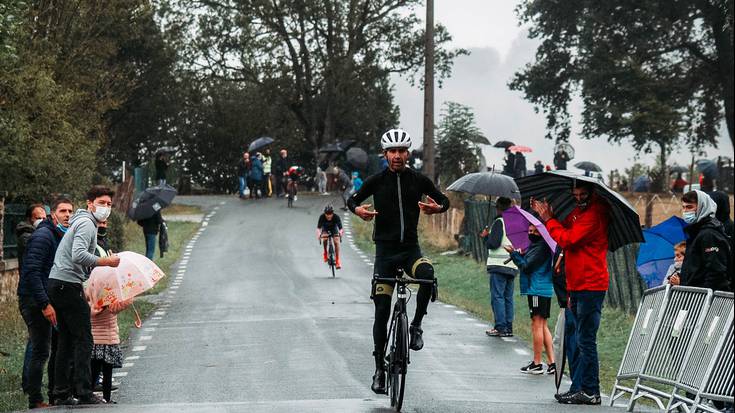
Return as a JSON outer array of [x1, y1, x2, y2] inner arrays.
[[372, 286, 431, 355]]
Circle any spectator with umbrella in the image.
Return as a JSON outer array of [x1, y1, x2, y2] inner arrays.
[[520, 171, 643, 405], [553, 143, 574, 171], [249, 153, 264, 199], [129, 185, 177, 260]]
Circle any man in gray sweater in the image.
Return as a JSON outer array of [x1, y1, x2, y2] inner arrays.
[[47, 186, 120, 405]]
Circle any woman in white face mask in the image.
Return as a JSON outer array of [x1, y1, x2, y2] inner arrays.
[[678, 190, 732, 292]]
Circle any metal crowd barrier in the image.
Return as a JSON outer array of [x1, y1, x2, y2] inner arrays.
[[627, 286, 713, 411], [666, 292, 734, 412], [609, 285, 671, 406], [610, 286, 734, 411]]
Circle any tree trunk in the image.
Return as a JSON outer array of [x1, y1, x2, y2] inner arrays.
[[704, 0, 734, 147]]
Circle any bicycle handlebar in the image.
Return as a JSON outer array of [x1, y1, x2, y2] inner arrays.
[[372, 275, 435, 285]]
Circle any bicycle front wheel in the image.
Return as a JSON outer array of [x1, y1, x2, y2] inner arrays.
[[328, 241, 335, 277], [390, 313, 409, 411]]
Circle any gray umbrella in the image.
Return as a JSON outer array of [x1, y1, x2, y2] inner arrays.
[[248, 136, 274, 152], [669, 165, 688, 174], [574, 161, 602, 172], [554, 142, 575, 160], [447, 172, 521, 199], [346, 147, 368, 169], [128, 184, 177, 221]]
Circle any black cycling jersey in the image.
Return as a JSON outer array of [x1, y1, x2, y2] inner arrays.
[[347, 167, 449, 244], [317, 213, 343, 234]]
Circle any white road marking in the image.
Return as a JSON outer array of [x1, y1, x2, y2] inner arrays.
[[464, 317, 475, 321], [123, 362, 134, 368], [152, 317, 162, 320], [443, 304, 456, 309], [501, 337, 518, 343], [125, 356, 140, 361], [147, 322, 159, 326], [132, 346, 146, 352], [154, 311, 166, 316], [112, 372, 128, 378], [474, 323, 487, 328], [169, 291, 177, 295], [171, 286, 179, 290], [139, 335, 152, 341], [144, 328, 156, 332], [454, 310, 467, 315], [514, 348, 530, 356]]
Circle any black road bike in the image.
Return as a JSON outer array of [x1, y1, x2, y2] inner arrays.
[[372, 269, 437, 411], [322, 233, 337, 277]]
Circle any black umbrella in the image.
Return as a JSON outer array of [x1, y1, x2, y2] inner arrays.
[[447, 172, 521, 199], [128, 185, 177, 221], [669, 165, 688, 174], [336, 140, 356, 151], [553, 311, 566, 393], [248, 136, 274, 152], [346, 147, 368, 169], [574, 161, 602, 172], [319, 143, 343, 154], [696, 159, 718, 179], [493, 140, 515, 149], [554, 142, 575, 160], [515, 170, 644, 251]]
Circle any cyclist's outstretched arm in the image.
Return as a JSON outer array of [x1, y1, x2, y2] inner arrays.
[[419, 174, 450, 213], [347, 175, 378, 220]]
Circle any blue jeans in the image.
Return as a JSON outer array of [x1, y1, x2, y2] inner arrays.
[[569, 290, 605, 395], [145, 233, 157, 260], [489, 271, 515, 333], [238, 176, 247, 197], [564, 307, 578, 378]]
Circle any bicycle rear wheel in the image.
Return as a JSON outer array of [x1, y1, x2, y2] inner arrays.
[[389, 313, 408, 411]]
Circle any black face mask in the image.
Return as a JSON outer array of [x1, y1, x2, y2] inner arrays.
[[97, 228, 108, 238], [528, 234, 543, 243]]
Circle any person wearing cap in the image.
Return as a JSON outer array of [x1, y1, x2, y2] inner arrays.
[[347, 128, 450, 394], [679, 190, 732, 291]]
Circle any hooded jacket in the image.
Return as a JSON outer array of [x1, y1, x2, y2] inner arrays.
[[510, 238, 554, 298], [15, 221, 35, 270], [48, 209, 99, 284], [17, 218, 65, 307], [680, 190, 732, 291], [545, 193, 610, 292]]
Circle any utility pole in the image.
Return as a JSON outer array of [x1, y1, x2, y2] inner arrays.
[[422, 0, 435, 182]]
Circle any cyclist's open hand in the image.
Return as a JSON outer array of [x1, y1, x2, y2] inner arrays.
[[355, 203, 378, 221], [418, 196, 442, 215]]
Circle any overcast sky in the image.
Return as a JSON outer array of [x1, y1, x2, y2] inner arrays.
[[393, 0, 734, 174]]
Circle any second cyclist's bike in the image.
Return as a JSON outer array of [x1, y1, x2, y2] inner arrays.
[[371, 269, 437, 411], [321, 233, 337, 277]]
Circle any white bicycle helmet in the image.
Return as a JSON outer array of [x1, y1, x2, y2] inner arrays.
[[381, 129, 412, 150]]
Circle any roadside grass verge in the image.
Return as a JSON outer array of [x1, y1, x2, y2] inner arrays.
[[349, 215, 634, 394], [0, 207, 200, 412]]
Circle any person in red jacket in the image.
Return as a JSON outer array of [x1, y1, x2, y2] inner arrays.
[[532, 180, 609, 405]]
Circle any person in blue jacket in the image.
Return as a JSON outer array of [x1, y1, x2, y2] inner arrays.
[[17, 198, 74, 408], [506, 223, 556, 375]]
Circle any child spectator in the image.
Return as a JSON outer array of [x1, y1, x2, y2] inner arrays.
[[664, 241, 686, 286], [506, 223, 556, 375]]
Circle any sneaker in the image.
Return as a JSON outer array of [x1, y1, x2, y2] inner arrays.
[[554, 390, 575, 401], [409, 324, 424, 351], [371, 369, 386, 394], [557, 390, 601, 405], [29, 401, 51, 409], [77, 393, 106, 405], [500, 330, 514, 337], [520, 361, 544, 374], [546, 362, 557, 375], [485, 329, 501, 337], [53, 395, 78, 406], [294, 195, 298, 201]]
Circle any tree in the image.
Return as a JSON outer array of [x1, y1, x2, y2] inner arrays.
[[511, 0, 733, 176], [436, 102, 489, 185], [163, 0, 464, 163]]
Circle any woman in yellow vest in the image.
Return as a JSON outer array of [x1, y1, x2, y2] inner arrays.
[[480, 197, 518, 337]]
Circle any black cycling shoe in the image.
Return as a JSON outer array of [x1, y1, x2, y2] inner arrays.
[[409, 324, 424, 351], [371, 369, 387, 394]]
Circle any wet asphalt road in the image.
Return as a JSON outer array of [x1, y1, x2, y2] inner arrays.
[[60, 194, 634, 413]]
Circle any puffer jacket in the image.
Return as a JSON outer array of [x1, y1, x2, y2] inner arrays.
[[89, 300, 131, 345], [17, 219, 64, 308], [681, 217, 732, 291], [510, 239, 554, 298]]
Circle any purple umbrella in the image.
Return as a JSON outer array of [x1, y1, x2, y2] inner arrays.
[[502, 206, 557, 252]]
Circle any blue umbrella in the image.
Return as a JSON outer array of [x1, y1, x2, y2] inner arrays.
[[636, 216, 687, 288], [632, 175, 651, 192]]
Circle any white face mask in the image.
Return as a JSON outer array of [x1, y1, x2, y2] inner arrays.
[[92, 205, 111, 222], [33, 219, 43, 229]]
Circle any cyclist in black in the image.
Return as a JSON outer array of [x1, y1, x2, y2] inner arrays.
[[316, 204, 343, 269], [347, 128, 450, 394]]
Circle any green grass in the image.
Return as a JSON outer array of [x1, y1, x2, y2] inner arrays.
[[350, 216, 634, 395], [0, 208, 200, 412]]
